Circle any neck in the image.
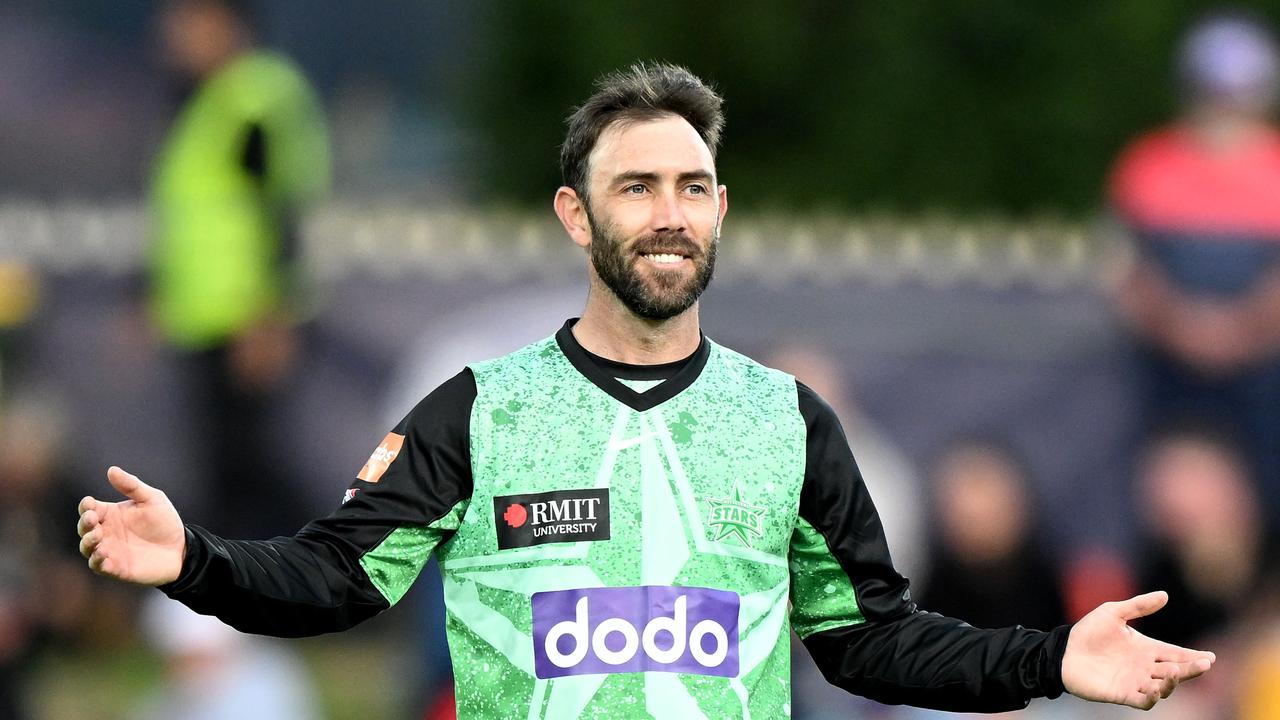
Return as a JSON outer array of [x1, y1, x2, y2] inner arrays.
[[192, 36, 250, 80], [572, 283, 702, 365]]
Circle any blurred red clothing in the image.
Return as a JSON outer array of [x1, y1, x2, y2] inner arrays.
[[1111, 125, 1280, 239]]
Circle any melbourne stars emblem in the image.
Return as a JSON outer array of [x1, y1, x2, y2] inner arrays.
[[706, 487, 767, 548]]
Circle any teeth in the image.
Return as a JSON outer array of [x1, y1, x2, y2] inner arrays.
[[643, 253, 684, 264]]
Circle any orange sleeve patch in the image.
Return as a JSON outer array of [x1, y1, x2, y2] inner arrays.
[[357, 432, 405, 483]]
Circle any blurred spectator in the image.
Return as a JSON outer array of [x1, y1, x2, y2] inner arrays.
[[1132, 421, 1275, 651], [148, 0, 329, 537], [916, 437, 1067, 633], [134, 594, 320, 720], [0, 397, 91, 720], [1109, 10, 1280, 530]]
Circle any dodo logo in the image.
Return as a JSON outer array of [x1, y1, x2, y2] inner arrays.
[[530, 585, 739, 679]]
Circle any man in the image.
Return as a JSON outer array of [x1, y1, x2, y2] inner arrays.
[[1110, 12, 1280, 528], [80, 63, 1212, 718], [149, 0, 329, 537]]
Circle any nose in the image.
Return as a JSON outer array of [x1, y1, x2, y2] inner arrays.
[[650, 187, 688, 233]]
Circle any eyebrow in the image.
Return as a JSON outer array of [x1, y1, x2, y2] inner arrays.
[[609, 170, 715, 189]]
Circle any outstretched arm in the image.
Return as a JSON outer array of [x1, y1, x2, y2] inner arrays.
[[76, 369, 476, 637], [791, 381, 1213, 711], [802, 591, 1214, 712], [76, 465, 396, 636]]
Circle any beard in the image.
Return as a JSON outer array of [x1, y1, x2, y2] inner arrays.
[[586, 208, 718, 321]]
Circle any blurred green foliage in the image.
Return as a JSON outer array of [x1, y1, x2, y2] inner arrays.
[[461, 1, 1280, 215]]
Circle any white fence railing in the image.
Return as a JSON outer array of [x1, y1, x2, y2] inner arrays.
[[0, 201, 1126, 290]]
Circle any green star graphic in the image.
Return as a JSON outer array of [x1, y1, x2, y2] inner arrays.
[[706, 487, 767, 547]]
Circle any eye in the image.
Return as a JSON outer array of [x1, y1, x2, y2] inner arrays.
[[624, 184, 648, 195], [685, 184, 709, 195]]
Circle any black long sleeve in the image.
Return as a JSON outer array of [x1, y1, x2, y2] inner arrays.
[[159, 369, 477, 636], [159, 523, 389, 637], [792, 381, 1069, 711]]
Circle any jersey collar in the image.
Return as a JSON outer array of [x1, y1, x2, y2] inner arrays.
[[555, 319, 710, 412]]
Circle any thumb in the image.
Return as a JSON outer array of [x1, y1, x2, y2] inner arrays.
[[1115, 590, 1169, 621], [106, 466, 153, 502]]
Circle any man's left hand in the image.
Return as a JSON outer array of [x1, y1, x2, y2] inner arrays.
[[1062, 591, 1215, 710]]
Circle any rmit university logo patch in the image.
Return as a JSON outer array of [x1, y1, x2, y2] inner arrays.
[[706, 488, 767, 548], [493, 488, 609, 550], [531, 586, 740, 679]]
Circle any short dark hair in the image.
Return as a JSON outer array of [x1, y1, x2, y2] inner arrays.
[[1141, 415, 1250, 469], [167, 0, 258, 32], [560, 62, 724, 200], [929, 433, 1035, 487]]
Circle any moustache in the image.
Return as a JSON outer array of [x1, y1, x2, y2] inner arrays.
[[630, 230, 703, 258]]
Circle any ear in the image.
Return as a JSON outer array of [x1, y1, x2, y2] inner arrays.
[[716, 184, 729, 236], [554, 187, 592, 250]]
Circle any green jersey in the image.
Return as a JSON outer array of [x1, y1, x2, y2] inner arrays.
[[443, 330, 799, 717], [163, 321, 1069, 718]]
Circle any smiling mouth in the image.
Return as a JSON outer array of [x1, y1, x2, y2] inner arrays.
[[640, 252, 689, 265]]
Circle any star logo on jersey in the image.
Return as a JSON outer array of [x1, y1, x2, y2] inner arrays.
[[706, 487, 766, 548]]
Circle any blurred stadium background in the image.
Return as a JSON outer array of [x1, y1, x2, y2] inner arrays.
[[2, 1, 1280, 719]]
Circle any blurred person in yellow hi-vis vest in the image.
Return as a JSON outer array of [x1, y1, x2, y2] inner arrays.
[[149, 0, 329, 538]]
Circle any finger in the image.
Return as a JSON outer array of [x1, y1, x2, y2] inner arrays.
[[1152, 668, 1180, 699], [78, 495, 98, 515], [1115, 590, 1169, 621], [1141, 683, 1160, 710], [1131, 683, 1158, 711], [1158, 658, 1214, 681], [107, 466, 152, 502], [88, 549, 108, 575], [1146, 637, 1216, 664], [77, 509, 99, 537], [79, 528, 101, 559]]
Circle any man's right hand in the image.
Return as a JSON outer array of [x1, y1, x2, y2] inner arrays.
[[77, 466, 185, 586]]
